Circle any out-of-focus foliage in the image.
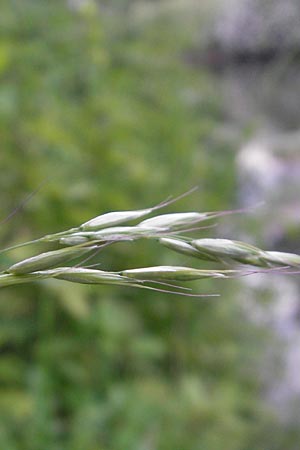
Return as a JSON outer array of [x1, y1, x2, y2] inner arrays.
[[0, 1, 299, 449]]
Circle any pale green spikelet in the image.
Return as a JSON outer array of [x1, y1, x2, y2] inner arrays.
[[192, 238, 265, 265], [6, 246, 96, 275], [138, 212, 211, 230], [65, 226, 166, 243], [50, 267, 131, 285], [80, 208, 154, 231], [121, 266, 228, 281]]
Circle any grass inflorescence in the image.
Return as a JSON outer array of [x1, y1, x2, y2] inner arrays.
[[1, 192, 299, 296]]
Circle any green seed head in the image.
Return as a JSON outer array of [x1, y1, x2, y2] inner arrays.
[[7, 246, 95, 275], [70, 226, 165, 242], [122, 266, 227, 281], [80, 208, 153, 231], [51, 267, 128, 284], [192, 238, 264, 264], [138, 212, 210, 230]]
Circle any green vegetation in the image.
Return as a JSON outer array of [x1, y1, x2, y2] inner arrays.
[[0, 1, 299, 449]]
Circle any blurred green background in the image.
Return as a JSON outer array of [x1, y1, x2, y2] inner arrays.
[[0, 1, 299, 449]]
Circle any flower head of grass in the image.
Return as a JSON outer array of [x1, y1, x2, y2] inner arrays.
[[1, 190, 299, 295]]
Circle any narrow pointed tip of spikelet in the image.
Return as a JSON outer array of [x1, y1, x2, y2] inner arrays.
[[263, 251, 300, 267]]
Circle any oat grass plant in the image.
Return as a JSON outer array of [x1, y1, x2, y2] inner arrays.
[[1, 191, 299, 296]]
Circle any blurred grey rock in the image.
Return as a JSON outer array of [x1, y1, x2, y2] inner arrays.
[[215, 0, 300, 56], [236, 131, 300, 245]]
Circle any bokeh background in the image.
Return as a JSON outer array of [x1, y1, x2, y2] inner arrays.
[[1, 1, 300, 449]]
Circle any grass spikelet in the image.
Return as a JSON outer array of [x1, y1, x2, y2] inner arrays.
[[80, 208, 155, 231], [138, 212, 211, 230], [50, 267, 128, 285], [6, 246, 97, 275], [192, 238, 265, 264], [78, 188, 200, 231], [137, 205, 254, 231], [121, 266, 228, 281], [64, 226, 167, 243]]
